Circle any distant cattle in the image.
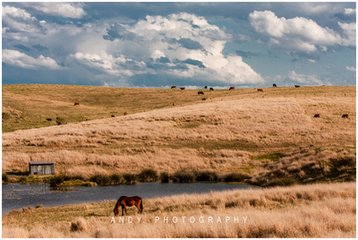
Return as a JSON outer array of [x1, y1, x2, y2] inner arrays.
[[257, 88, 263, 92], [171, 85, 176, 89], [313, 114, 320, 118], [273, 84, 277, 88], [111, 115, 115, 118], [74, 102, 80, 106], [46, 118, 52, 122], [229, 86, 235, 90], [180, 87, 185, 90], [198, 91, 204, 95], [294, 85, 300, 88], [342, 114, 349, 118], [204, 86, 208, 89], [210, 87, 214, 91]]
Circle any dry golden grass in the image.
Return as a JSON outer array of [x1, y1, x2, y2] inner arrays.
[[3, 86, 355, 179], [2, 84, 243, 132], [3, 182, 356, 237]]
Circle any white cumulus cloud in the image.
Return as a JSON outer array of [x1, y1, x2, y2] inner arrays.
[[3, 49, 61, 70], [345, 66, 356, 72], [287, 70, 323, 85], [30, 3, 86, 19], [68, 12, 263, 85], [249, 10, 354, 52], [70, 51, 145, 77], [2, 5, 38, 32], [338, 22, 356, 47], [127, 13, 263, 84], [344, 8, 356, 16]]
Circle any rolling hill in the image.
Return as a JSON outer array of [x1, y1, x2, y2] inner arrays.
[[2, 85, 355, 184]]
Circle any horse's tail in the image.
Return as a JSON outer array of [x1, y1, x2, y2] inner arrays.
[[140, 199, 143, 213]]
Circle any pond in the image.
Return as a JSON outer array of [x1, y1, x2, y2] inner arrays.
[[2, 182, 253, 215]]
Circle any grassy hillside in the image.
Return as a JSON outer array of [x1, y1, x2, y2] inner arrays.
[[2, 84, 240, 133], [3, 182, 355, 237], [2, 85, 355, 185]]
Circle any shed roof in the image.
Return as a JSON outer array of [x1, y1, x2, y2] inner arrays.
[[29, 161, 54, 165]]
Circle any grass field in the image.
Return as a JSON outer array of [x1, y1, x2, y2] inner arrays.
[[3, 182, 355, 238], [2, 85, 355, 185], [3, 84, 243, 132], [2, 85, 356, 238]]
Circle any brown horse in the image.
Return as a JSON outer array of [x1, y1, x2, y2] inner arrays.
[[113, 196, 143, 216]]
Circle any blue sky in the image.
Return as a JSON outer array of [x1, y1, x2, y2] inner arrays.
[[2, 2, 356, 87]]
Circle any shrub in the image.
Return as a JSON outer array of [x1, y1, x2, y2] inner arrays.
[[2, 173, 9, 184], [80, 181, 97, 187], [49, 175, 77, 186], [329, 157, 356, 178], [70, 218, 87, 232], [160, 172, 170, 183], [55, 117, 66, 125], [123, 174, 137, 184], [138, 168, 158, 182], [90, 174, 111, 186], [195, 171, 219, 182], [49, 175, 66, 188], [110, 174, 122, 185], [264, 177, 296, 187], [222, 173, 251, 182], [2, 112, 10, 120], [172, 170, 195, 183]]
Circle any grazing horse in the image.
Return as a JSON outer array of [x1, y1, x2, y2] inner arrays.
[[180, 87, 185, 90], [197, 91, 204, 95], [210, 87, 214, 91], [257, 88, 263, 92], [342, 114, 349, 118], [294, 85, 300, 88], [229, 86, 235, 90], [114, 196, 143, 216], [273, 83, 277, 88], [171, 85, 176, 89], [74, 102, 80, 106], [313, 113, 320, 118]]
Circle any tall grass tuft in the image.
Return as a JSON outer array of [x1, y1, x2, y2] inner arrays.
[[172, 170, 195, 183], [89, 175, 111, 186], [160, 172, 170, 183], [195, 171, 219, 182], [110, 174, 123, 185], [70, 218, 87, 232], [2, 173, 9, 184], [138, 168, 158, 182], [222, 173, 251, 182], [123, 173, 137, 184], [49, 175, 67, 189]]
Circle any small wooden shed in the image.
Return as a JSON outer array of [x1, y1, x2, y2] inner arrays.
[[29, 161, 55, 175]]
